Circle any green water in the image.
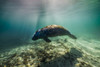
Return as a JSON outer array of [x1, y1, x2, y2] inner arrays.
[[0, 0, 100, 67]]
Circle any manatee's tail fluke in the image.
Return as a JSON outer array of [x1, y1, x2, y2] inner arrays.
[[68, 34, 77, 39]]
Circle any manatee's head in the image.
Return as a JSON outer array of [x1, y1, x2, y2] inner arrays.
[[32, 31, 40, 40]]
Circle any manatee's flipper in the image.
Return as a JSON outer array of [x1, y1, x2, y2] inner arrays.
[[43, 37, 51, 42], [68, 34, 77, 39]]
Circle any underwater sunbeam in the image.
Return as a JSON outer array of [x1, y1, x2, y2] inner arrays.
[[0, 0, 100, 67]]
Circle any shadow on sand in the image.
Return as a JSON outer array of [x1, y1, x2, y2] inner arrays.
[[39, 48, 82, 67], [0, 40, 85, 67]]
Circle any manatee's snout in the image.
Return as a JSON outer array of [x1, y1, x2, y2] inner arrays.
[[32, 37, 36, 40], [32, 36, 38, 40], [32, 33, 39, 40]]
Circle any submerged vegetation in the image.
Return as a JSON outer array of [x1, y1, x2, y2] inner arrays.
[[0, 37, 99, 67]]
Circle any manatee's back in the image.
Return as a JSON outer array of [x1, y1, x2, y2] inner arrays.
[[41, 25, 70, 37]]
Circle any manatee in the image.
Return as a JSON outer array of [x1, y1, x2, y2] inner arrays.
[[32, 25, 77, 42]]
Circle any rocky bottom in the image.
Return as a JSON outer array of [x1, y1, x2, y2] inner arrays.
[[0, 38, 100, 67]]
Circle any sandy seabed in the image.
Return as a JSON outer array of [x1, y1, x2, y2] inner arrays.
[[0, 37, 100, 67]]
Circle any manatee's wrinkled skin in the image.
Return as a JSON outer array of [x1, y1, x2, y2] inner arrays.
[[32, 25, 77, 42]]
